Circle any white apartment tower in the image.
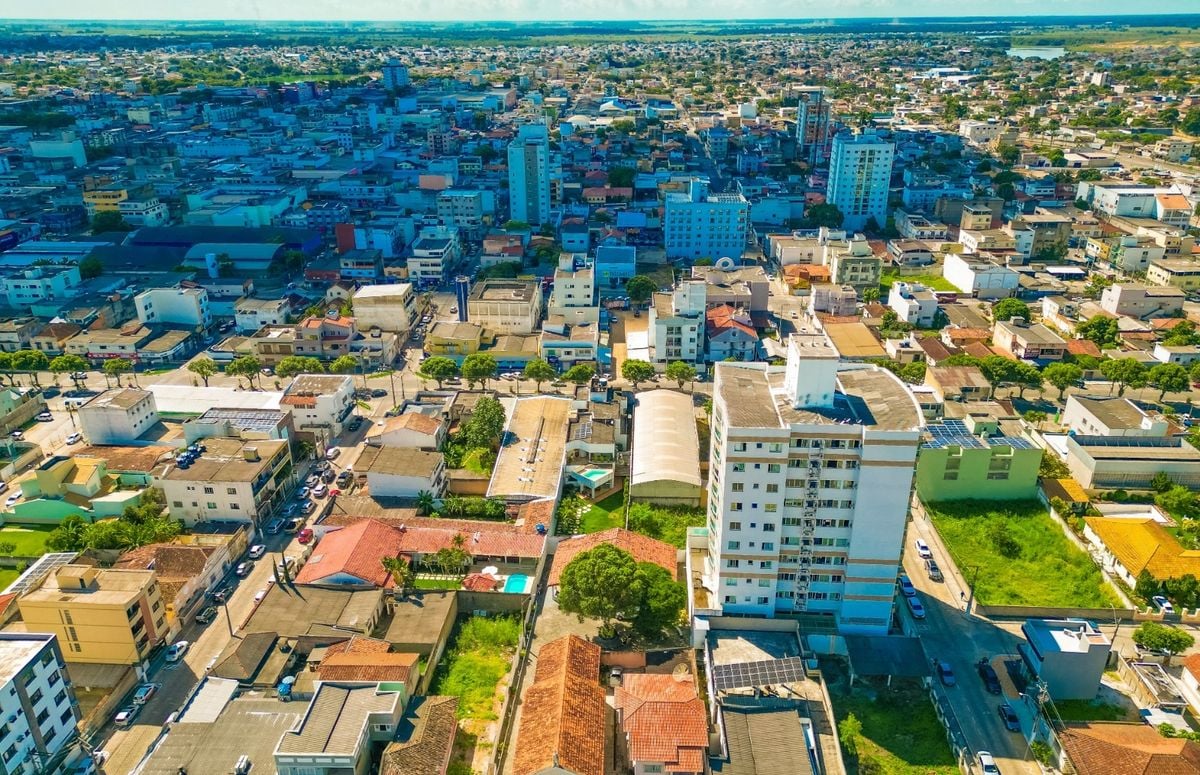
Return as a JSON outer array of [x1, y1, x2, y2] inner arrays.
[[507, 123, 551, 226], [795, 87, 831, 167], [0, 633, 81, 773], [381, 59, 410, 90], [827, 129, 895, 233], [664, 178, 750, 261], [704, 324, 923, 634]]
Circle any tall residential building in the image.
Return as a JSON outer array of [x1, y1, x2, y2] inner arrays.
[[664, 178, 749, 261], [19, 565, 167, 664], [826, 130, 895, 232], [703, 324, 923, 634], [0, 633, 82, 773], [507, 124, 551, 226], [795, 87, 831, 167], [381, 59, 410, 90]]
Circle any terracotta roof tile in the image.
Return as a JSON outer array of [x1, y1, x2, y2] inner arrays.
[[380, 696, 459, 775], [317, 651, 418, 684], [461, 573, 500, 592], [549, 528, 678, 585], [295, 519, 408, 587], [615, 674, 708, 770], [1060, 722, 1200, 775], [513, 635, 606, 775]]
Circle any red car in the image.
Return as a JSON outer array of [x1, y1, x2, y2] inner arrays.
[[297, 527, 315, 545]]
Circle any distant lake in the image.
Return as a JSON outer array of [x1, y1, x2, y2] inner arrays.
[[1006, 47, 1067, 60]]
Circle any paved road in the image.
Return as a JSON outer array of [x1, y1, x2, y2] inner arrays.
[[904, 517, 1042, 775]]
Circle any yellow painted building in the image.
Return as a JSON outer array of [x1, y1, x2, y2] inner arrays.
[[425, 321, 484, 358], [82, 186, 129, 214], [18, 565, 167, 664]]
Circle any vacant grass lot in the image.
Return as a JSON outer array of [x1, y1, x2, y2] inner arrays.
[[431, 616, 520, 721], [826, 664, 958, 775], [0, 569, 18, 590], [928, 500, 1120, 608], [879, 269, 958, 295], [0, 524, 55, 557]]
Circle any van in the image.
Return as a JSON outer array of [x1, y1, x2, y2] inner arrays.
[[235, 755, 252, 774]]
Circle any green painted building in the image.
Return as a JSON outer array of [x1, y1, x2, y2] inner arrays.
[[916, 417, 1042, 502]]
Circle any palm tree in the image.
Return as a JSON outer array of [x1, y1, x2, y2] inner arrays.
[[415, 490, 436, 516], [381, 556, 414, 597]]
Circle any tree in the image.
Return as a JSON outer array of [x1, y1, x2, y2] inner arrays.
[[186, 356, 219, 387], [801, 203, 844, 230], [631, 561, 686, 637], [838, 713, 864, 759], [622, 359, 655, 388], [861, 287, 880, 303], [557, 544, 642, 629], [1152, 471, 1175, 494], [608, 166, 636, 188], [329, 354, 359, 375], [461, 353, 498, 389], [1149, 362, 1191, 403], [430, 545, 470, 577], [997, 143, 1020, 166], [415, 490, 436, 516], [90, 210, 132, 233], [462, 396, 506, 450], [625, 275, 657, 308], [992, 298, 1030, 322], [418, 356, 459, 388], [78, 255, 104, 279], [275, 355, 325, 379], [103, 358, 133, 386], [12, 350, 48, 385], [1157, 485, 1200, 521], [1100, 358, 1148, 397], [523, 358, 557, 392], [1042, 362, 1083, 400], [46, 514, 89, 552], [563, 363, 596, 386], [664, 361, 697, 389], [1132, 621, 1195, 655], [49, 354, 88, 388], [1136, 569, 1161, 601], [1077, 316, 1121, 348], [381, 556, 414, 596], [226, 355, 263, 388]]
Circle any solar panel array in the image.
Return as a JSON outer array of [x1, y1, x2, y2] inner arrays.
[[922, 419, 1036, 451], [712, 657, 807, 691], [4, 552, 78, 595]]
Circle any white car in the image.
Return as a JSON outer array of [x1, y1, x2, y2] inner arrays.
[[324, 447, 340, 460], [1153, 595, 1176, 615], [248, 544, 266, 559], [914, 538, 933, 560], [66, 432, 82, 445], [977, 751, 1000, 775], [312, 483, 328, 498], [4, 491, 20, 508], [165, 640, 189, 663], [114, 707, 139, 728]]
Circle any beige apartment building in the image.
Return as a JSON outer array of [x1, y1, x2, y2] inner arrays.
[[19, 565, 167, 664]]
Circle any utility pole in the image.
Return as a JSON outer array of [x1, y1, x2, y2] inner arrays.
[[965, 565, 981, 616]]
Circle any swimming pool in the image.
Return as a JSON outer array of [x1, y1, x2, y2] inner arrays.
[[577, 468, 609, 483], [503, 574, 532, 594]]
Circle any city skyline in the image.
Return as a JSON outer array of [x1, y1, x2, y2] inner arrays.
[[14, 0, 1199, 22]]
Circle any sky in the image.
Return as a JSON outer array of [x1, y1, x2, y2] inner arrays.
[[10, 0, 1199, 22]]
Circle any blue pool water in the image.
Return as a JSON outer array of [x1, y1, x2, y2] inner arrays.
[[578, 468, 609, 483], [504, 574, 531, 594]]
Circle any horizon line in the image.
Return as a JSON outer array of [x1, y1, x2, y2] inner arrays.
[[5, 12, 1200, 23]]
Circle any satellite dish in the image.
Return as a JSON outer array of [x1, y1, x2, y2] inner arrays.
[[715, 256, 737, 271]]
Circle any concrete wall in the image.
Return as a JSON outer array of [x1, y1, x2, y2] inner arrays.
[[915, 446, 1041, 502]]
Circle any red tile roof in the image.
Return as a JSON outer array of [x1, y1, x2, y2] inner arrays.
[[1067, 339, 1103, 357], [308, 517, 547, 569], [549, 528, 678, 586], [513, 635, 606, 775], [614, 674, 708, 772], [317, 651, 418, 684], [462, 572, 500, 592], [706, 304, 756, 339], [1059, 722, 1200, 775], [295, 519, 407, 587]]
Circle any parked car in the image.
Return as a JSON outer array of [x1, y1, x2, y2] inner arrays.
[[5, 491, 21, 508], [296, 486, 310, 499], [977, 659, 1002, 694], [266, 519, 284, 535], [998, 702, 1020, 732], [336, 471, 353, 486], [320, 470, 336, 484], [248, 544, 266, 559], [235, 561, 253, 577], [312, 483, 328, 498], [114, 706, 139, 727], [305, 474, 319, 488], [298, 527, 314, 545], [132, 683, 159, 705], [195, 607, 218, 625], [914, 538, 932, 559], [66, 432, 82, 445], [905, 594, 926, 619], [370, 389, 388, 398], [0, 482, 7, 495], [934, 660, 956, 687], [284, 518, 303, 534], [300, 499, 316, 515], [260, 367, 274, 377], [210, 588, 228, 604], [36, 411, 53, 422], [924, 559, 943, 582], [325, 447, 340, 460], [9, 430, 22, 440], [347, 417, 363, 432], [1153, 595, 1176, 615], [898, 574, 917, 597], [165, 640, 189, 662], [977, 751, 1000, 775], [314, 459, 331, 473]]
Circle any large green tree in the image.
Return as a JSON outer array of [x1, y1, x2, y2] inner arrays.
[[992, 298, 1030, 322], [1149, 363, 1191, 403], [558, 544, 642, 629], [1100, 358, 1148, 397], [631, 562, 686, 637], [522, 358, 557, 392], [563, 363, 596, 386], [49, 354, 89, 389], [186, 356, 219, 387], [461, 396, 506, 450], [622, 359, 655, 388], [664, 361, 697, 389], [103, 357, 134, 387], [1042, 362, 1083, 400], [1132, 621, 1195, 655], [225, 355, 263, 388], [1077, 316, 1121, 348], [461, 353, 498, 389], [625, 275, 657, 308], [418, 356, 460, 388], [275, 355, 325, 379]]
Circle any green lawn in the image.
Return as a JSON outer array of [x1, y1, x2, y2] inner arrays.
[[0, 569, 18, 590], [0, 525, 55, 557], [928, 500, 1120, 608], [415, 577, 462, 590], [581, 492, 625, 533], [1053, 699, 1134, 722], [827, 670, 958, 775], [879, 270, 958, 295], [431, 616, 520, 721]]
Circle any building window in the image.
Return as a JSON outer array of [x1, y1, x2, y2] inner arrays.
[[727, 541, 740, 550], [728, 522, 741, 531]]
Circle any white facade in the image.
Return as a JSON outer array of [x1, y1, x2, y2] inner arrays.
[[135, 287, 212, 329], [887, 282, 938, 327], [381, 59, 410, 90], [548, 256, 598, 324], [351, 283, 417, 333], [648, 282, 706, 365], [407, 226, 463, 287], [664, 178, 750, 260], [281, 375, 355, 436], [507, 124, 551, 225], [0, 633, 81, 775], [78, 388, 160, 445], [827, 130, 895, 232], [159, 439, 292, 525], [941, 253, 1019, 299], [1099, 284, 1184, 320], [467, 280, 544, 335], [0, 266, 80, 308], [703, 328, 922, 635], [118, 197, 170, 227], [235, 297, 291, 333]]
